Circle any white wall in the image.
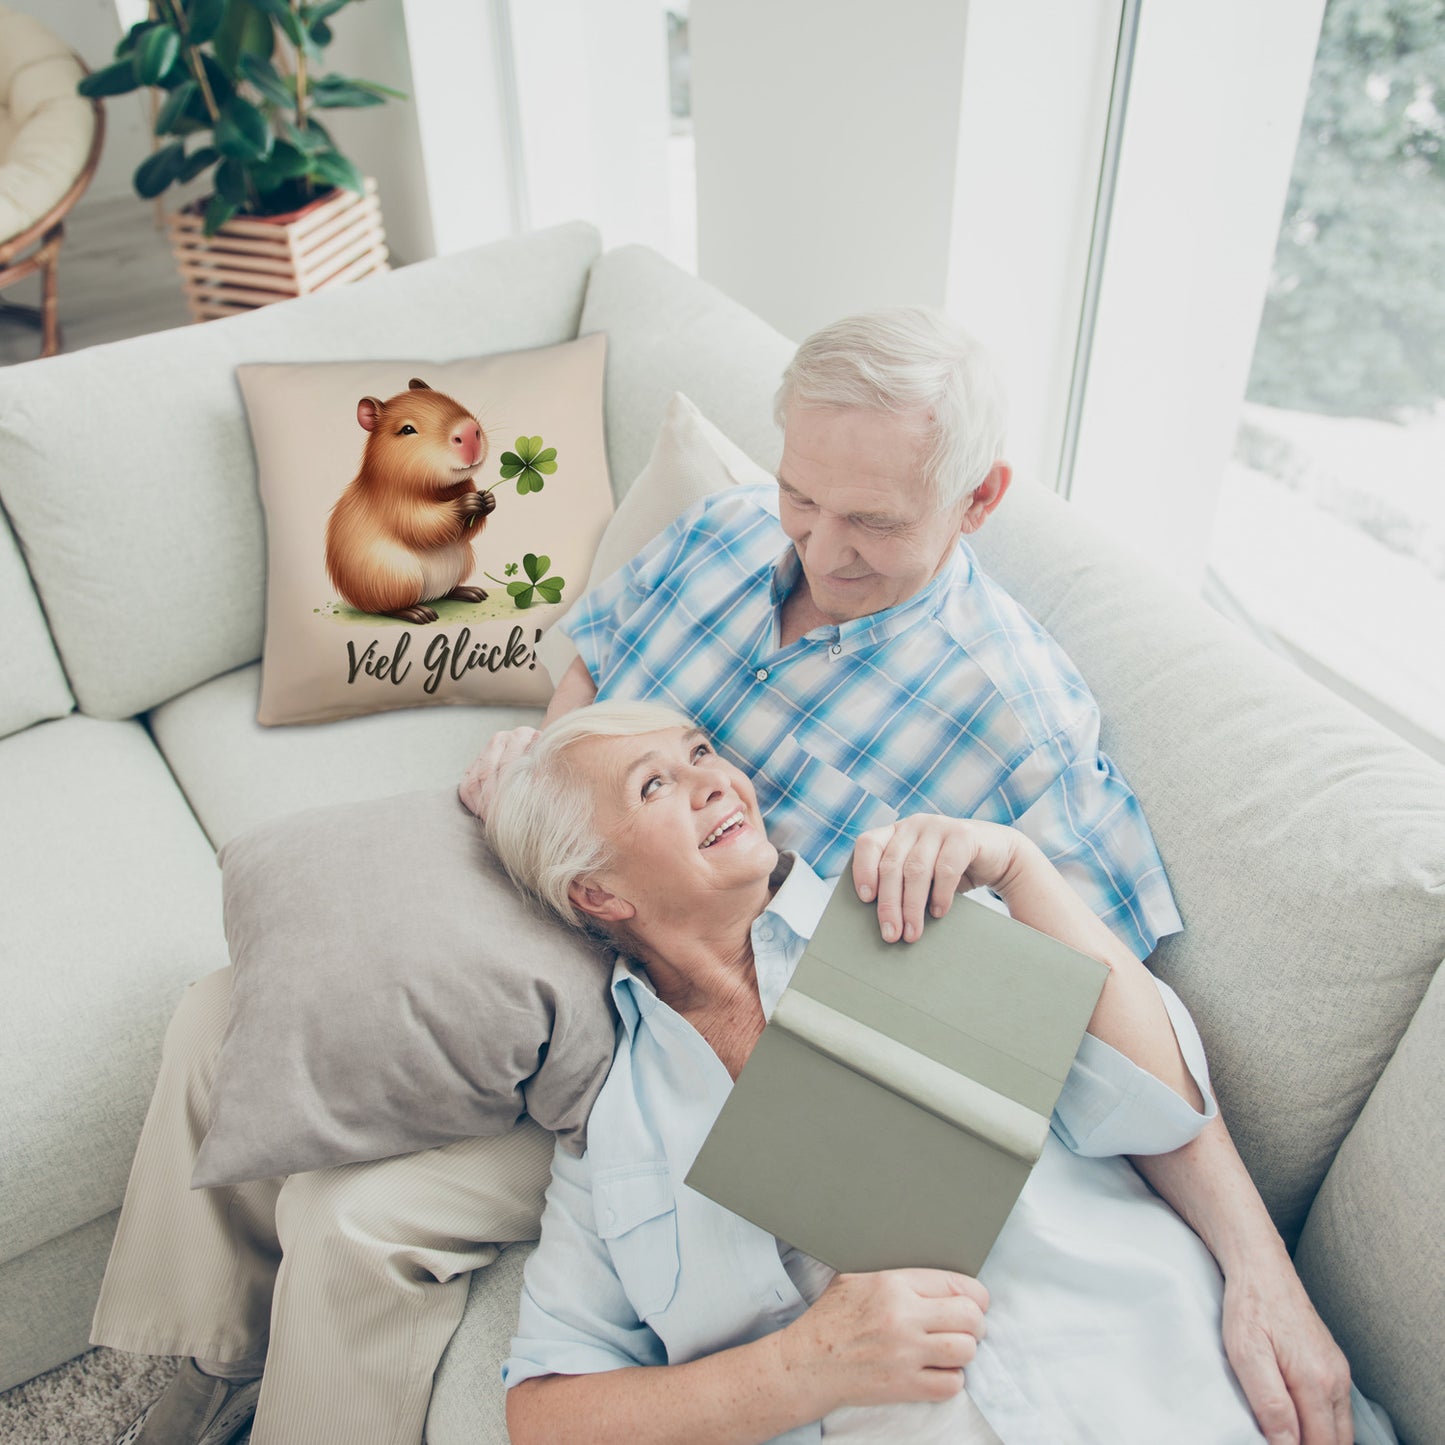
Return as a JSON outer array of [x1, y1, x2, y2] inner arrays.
[[690, 0, 972, 342]]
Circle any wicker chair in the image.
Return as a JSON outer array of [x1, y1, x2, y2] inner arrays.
[[0, 7, 104, 359]]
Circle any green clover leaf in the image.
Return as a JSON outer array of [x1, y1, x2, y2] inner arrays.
[[497, 434, 558, 494], [497, 551, 566, 608], [504, 561, 518, 576]]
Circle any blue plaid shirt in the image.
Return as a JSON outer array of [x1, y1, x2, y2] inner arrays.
[[562, 485, 1181, 959]]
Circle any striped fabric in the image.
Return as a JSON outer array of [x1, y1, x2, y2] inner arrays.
[[563, 485, 1181, 960]]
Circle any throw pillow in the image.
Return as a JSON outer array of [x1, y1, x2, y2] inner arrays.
[[238, 333, 612, 725], [535, 391, 773, 684], [192, 788, 618, 1188]]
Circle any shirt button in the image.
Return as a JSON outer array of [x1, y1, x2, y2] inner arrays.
[[830, 644, 842, 655], [755, 668, 769, 681], [756, 924, 773, 943]]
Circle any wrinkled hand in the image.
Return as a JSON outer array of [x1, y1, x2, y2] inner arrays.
[[459, 725, 540, 821], [1222, 1265, 1352, 1445], [851, 814, 1025, 943], [779, 1269, 988, 1412]]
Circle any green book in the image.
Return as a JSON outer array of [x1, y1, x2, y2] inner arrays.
[[684, 886, 1110, 1276]]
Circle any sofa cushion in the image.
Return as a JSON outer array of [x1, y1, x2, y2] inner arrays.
[[237, 335, 611, 724], [536, 392, 761, 684], [0, 714, 226, 1267], [195, 790, 615, 1186], [147, 662, 539, 849], [1295, 958, 1445, 1445], [580, 244, 795, 499], [0, 221, 601, 722], [968, 478, 1445, 1244], [0, 503, 71, 739]]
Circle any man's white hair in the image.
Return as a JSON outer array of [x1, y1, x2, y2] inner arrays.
[[487, 699, 697, 932], [773, 307, 1008, 511]]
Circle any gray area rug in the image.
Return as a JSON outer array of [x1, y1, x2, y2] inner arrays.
[[0, 1350, 239, 1445]]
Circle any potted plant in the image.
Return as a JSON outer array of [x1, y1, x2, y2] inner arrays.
[[79, 0, 404, 319]]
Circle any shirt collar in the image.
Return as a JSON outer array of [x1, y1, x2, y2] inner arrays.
[[767, 541, 973, 652], [609, 851, 835, 1037]]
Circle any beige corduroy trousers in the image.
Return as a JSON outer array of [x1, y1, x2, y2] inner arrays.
[[90, 968, 555, 1445]]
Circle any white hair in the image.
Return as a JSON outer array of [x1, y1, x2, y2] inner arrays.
[[487, 700, 697, 932], [773, 308, 1008, 510]]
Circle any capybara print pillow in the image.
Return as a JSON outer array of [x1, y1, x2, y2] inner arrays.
[[238, 334, 611, 724]]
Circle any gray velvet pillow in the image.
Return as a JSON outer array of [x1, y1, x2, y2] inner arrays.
[[192, 789, 617, 1188]]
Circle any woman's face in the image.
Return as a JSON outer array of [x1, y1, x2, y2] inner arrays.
[[566, 726, 778, 926]]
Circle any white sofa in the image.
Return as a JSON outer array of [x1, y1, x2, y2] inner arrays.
[[0, 222, 1441, 1444]]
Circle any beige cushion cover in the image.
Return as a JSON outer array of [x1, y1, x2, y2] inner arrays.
[[0, 9, 92, 240], [238, 336, 612, 724]]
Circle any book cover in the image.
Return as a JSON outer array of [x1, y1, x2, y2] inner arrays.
[[684, 885, 1109, 1275]]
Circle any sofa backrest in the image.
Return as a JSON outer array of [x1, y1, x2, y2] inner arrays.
[[0, 502, 72, 738], [0, 221, 602, 721]]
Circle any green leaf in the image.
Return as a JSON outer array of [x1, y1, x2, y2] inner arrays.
[[115, 20, 156, 58], [186, 0, 227, 47], [499, 450, 522, 466], [512, 589, 535, 609], [534, 585, 563, 604], [533, 459, 557, 475], [309, 76, 385, 108], [214, 0, 275, 75], [302, 0, 353, 23], [527, 554, 551, 581], [80, 59, 143, 98], [534, 446, 557, 464], [178, 144, 219, 182], [134, 25, 181, 85], [518, 475, 538, 495], [527, 476, 545, 492], [215, 155, 249, 204], [239, 53, 294, 107], [199, 52, 235, 106], [133, 141, 185, 198], [350, 78, 409, 101], [203, 192, 238, 235], [309, 148, 363, 194], [154, 79, 198, 135], [506, 581, 531, 597], [265, 139, 311, 177], [498, 462, 522, 479], [281, 116, 331, 154], [307, 18, 333, 47], [514, 435, 533, 459], [216, 95, 272, 160]]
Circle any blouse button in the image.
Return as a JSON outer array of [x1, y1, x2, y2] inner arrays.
[[755, 668, 769, 681], [830, 644, 842, 655]]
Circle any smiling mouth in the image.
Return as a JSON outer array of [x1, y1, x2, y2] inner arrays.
[[700, 811, 746, 848]]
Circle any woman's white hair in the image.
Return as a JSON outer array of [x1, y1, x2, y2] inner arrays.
[[487, 699, 697, 932], [774, 307, 1008, 511]]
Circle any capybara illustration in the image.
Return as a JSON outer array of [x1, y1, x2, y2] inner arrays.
[[324, 378, 494, 624]]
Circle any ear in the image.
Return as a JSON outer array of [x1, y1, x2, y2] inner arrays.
[[357, 397, 383, 432], [958, 462, 1012, 536], [567, 879, 635, 925], [408, 378, 431, 391]]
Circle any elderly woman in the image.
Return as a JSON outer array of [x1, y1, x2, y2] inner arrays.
[[485, 700, 1291, 1445]]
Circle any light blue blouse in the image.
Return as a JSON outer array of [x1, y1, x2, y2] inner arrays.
[[504, 857, 1271, 1443]]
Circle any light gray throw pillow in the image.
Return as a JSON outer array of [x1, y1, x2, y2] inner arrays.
[[192, 789, 617, 1188]]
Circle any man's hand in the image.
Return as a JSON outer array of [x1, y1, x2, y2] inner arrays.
[[1221, 1262, 1353, 1445], [851, 814, 1026, 943], [459, 726, 540, 821]]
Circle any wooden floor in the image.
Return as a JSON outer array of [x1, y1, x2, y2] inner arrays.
[[0, 194, 193, 366]]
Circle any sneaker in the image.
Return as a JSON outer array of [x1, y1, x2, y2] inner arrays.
[[112, 1358, 262, 1445]]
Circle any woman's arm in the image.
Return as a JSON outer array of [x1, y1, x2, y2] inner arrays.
[[851, 815, 1203, 1108], [509, 1269, 987, 1445]]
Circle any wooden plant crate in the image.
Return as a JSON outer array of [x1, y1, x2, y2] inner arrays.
[[165, 178, 389, 322]]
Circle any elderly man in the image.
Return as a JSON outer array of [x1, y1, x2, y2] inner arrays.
[[463, 309, 1353, 1445], [95, 311, 1350, 1445]]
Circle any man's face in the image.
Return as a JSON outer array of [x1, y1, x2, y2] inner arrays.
[[775, 405, 972, 623]]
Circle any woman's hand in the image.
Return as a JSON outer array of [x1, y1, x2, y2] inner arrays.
[[458, 726, 540, 821], [852, 815, 1029, 943], [779, 1269, 989, 1412]]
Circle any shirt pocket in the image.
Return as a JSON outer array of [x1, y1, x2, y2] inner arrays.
[[593, 1163, 681, 1321], [757, 731, 898, 863]]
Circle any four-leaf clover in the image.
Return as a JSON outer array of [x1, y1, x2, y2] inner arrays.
[[488, 553, 565, 608], [499, 435, 557, 494], [504, 562, 518, 576]]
